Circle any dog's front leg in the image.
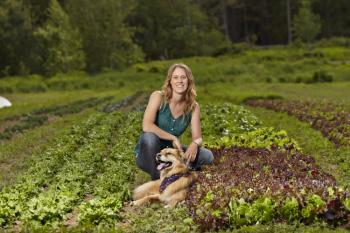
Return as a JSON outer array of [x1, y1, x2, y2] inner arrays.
[[163, 190, 188, 208], [131, 194, 160, 206]]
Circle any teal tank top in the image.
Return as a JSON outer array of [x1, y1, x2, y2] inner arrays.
[[134, 102, 192, 156]]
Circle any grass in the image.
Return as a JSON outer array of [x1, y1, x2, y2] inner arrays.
[[197, 82, 350, 106], [0, 45, 349, 95]]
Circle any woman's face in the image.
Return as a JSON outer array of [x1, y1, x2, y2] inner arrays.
[[170, 67, 188, 95]]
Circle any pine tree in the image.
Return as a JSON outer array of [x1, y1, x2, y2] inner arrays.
[[293, 0, 321, 43]]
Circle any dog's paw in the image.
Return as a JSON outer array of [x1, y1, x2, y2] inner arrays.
[[131, 200, 142, 206], [164, 203, 176, 208]]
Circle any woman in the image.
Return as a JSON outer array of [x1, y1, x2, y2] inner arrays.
[[134, 63, 213, 180]]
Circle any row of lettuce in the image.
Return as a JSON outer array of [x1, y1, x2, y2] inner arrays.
[[0, 92, 145, 141], [186, 104, 350, 231], [245, 99, 350, 147], [0, 98, 142, 230], [0, 100, 349, 231], [0, 96, 113, 140]]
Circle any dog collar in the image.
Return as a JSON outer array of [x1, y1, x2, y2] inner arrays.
[[159, 172, 190, 193]]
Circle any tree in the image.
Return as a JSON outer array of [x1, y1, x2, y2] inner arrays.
[[293, 0, 321, 43], [34, 0, 85, 77], [313, 0, 350, 38], [223, 1, 238, 40], [129, 0, 227, 60], [65, 0, 144, 73], [198, 0, 238, 40], [286, 0, 292, 44], [0, 0, 34, 77], [198, 0, 300, 45]]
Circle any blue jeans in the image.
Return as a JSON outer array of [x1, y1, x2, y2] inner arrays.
[[136, 132, 214, 180]]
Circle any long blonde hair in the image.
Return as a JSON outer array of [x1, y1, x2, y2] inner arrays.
[[161, 63, 197, 115]]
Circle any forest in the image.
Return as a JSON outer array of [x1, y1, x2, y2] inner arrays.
[[0, 0, 349, 77]]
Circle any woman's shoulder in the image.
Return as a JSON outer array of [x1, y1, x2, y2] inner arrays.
[[189, 101, 200, 116], [193, 101, 200, 110], [150, 90, 164, 98], [148, 91, 165, 109]]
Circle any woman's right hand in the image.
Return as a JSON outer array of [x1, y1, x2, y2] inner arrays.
[[172, 137, 183, 152]]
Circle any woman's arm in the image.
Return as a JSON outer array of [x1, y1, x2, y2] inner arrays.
[[184, 102, 202, 162], [142, 91, 180, 146], [191, 102, 202, 145]]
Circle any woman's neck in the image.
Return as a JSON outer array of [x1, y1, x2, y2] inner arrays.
[[171, 92, 184, 104]]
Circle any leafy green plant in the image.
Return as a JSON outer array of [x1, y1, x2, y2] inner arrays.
[[279, 197, 300, 223], [301, 194, 326, 222], [229, 197, 275, 227], [201, 103, 300, 151], [186, 145, 349, 231]]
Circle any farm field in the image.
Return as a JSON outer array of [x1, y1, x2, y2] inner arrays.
[[0, 46, 349, 232]]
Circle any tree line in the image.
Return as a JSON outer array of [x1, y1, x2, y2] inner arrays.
[[0, 0, 349, 77]]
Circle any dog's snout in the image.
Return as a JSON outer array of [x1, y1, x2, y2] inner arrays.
[[156, 153, 161, 160]]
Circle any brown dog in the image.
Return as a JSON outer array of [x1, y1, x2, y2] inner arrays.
[[132, 148, 197, 207]]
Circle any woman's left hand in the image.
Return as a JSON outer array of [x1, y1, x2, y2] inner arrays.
[[184, 142, 198, 163]]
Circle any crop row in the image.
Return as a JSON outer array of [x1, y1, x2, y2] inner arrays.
[[1, 102, 348, 231], [245, 99, 350, 147], [101, 91, 145, 113], [187, 147, 350, 231], [0, 96, 113, 140], [187, 104, 349, 231], [0, 112, 120, 227], [0, 96, 142, 230], [201, 103, 300, 152], [76, 111, 142, 226]]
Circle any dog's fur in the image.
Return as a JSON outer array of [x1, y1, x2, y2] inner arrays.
[[132, 148, 197, 207]]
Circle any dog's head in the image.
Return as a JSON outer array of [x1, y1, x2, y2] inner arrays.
[[156, 148, 185, 174]]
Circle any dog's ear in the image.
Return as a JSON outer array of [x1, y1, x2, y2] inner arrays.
[[178, 150, 190, 166], [179, 150, 185, 159], [178, 150, 185, 162]]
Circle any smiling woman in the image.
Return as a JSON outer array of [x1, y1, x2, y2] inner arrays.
[[134, 63, 214, 180]]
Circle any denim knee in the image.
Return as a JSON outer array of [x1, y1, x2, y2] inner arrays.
[[197, 148, 214, 166], [206, 151, 214, 164], [140, 132, 160, 148]]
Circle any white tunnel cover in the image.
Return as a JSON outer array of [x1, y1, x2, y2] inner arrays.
[[0, 96, 12, 108]]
